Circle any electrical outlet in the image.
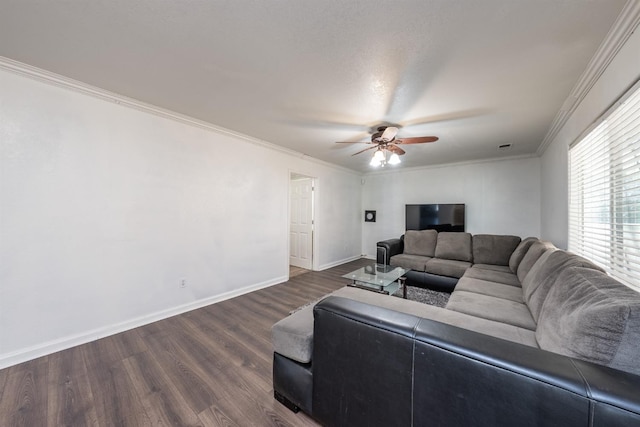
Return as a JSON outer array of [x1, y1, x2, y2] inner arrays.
[[180, 279, 187, 288]]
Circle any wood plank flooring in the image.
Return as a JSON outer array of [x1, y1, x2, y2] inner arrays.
[[288, 266, 310, 279], [0, 258, 371, 427]]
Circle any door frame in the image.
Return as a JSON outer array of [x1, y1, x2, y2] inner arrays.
[[288, 171, 318, 274]]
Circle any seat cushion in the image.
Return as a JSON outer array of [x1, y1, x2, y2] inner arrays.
[[327, 288, 539, 347], [455, 277, 524, 303], [416, 306, 538, 348], [536, 267, 640, 376], [434, 232, 473, 262], [446, 291, 537, 330], [272, 286, 539, 366], [403, 229, 438, 257], [272, 303, 316, 363], [463, 266, 521, 287], [272, 286, 436, 363], [471, 264, 512, 273], [425, 258, 471, 279], [390, 254, 430, 271], [472, 234, 521, 266]]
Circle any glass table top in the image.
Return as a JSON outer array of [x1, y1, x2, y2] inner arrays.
[[342, 264, 410, 294]]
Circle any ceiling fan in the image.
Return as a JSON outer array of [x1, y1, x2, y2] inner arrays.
[[336, 126, 438, 166]]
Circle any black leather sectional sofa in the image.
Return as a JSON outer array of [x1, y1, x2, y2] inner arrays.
[[271, 232, 640, 426], [310, 296, 640, 427]]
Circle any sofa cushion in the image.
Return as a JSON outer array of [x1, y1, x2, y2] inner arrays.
[[472, 234, 521, 266], [446, 291, 537, 330], [272, 303, 316, 363], [434, 232, 473, 262], [522, 250, 605, 322], [463, 266, 521, 287], [516, 240, 556, 282], [273, 286, 539, 365], [403, 229, 438, 257], [327, 288, 539, 347], [390, 254, 429, 272], [471, 264, 512, 273], [536, 267, 640, 376], [455, 277, 524, 303], [419, 309, 538, 348], [425, 258, 471, 279], [509, 237, 538, 273], [272, 286, 437, 363]]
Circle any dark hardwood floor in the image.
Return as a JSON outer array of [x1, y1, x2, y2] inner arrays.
[[0, 258, 371, 426]]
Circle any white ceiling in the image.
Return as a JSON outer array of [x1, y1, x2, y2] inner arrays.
[[0, 0, 628, 172]]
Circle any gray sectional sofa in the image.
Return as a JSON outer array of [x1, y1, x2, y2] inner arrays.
[[377, 230, 527, 291], [271, 233, 640, 426]]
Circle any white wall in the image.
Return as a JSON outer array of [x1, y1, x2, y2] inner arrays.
[[0, 67, 362, 368], [361, 156, 541, 257], [10, 25, 638, 369], [540, 27, 640, 249]]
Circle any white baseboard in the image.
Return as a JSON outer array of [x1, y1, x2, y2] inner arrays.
[[317, 255, 364, 271], [0, 275, 287, 370]]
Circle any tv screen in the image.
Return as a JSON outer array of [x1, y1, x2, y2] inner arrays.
[[405, 204, 465, 232]]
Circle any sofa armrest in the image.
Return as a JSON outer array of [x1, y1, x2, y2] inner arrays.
[[571, 359, 640, 426], [376, 237, 403, 264], [311, 297, 640, 427], [413, 317, 589, 427], [312, 296, 417, 427]]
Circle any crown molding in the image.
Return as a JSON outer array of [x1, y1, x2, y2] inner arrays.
[[0, 56, 360, 176], [537, 0, 640, 155]]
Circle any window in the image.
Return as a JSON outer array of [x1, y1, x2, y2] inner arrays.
[[569, 80, 640, 290]]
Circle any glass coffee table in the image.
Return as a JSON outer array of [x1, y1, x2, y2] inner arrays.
[[343, 264, 411, 298]]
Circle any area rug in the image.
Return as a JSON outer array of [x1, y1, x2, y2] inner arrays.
[[392, 286, 450, 308], [290, 285, 450, 314]]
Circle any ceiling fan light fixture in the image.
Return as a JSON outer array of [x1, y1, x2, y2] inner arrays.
[[388, 152, 401, 165], [339, 127, 437, 168]]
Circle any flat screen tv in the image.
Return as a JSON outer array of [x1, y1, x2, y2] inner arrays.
[[405, 204, 465, 232]]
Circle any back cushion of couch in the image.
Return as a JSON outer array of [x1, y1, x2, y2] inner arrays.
[[516, 240, 556, 282], [403, 229, 438, 257], [509, 237, 538, 273], [536, 267, 640, 376], [435, 232, 472, 262], [472, 234, 521, 266], [522, 250, 604, 321]]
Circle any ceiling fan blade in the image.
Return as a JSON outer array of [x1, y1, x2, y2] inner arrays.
[[387, 144, 406, 155], [396, 136, 439, 144], [352, 145, 378, 156], [380, 126, 398, 142], [399, 109, 491, 128]]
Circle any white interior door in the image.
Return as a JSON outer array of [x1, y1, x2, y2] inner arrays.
[[290, 177, 314, 269]]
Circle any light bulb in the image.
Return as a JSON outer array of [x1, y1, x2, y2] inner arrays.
[[373, 149, 385, 161], [389, 153, 401, 165], [370, 156, 381, 167]]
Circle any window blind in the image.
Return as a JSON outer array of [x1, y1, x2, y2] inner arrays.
[[569, 80, 640, 290]]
